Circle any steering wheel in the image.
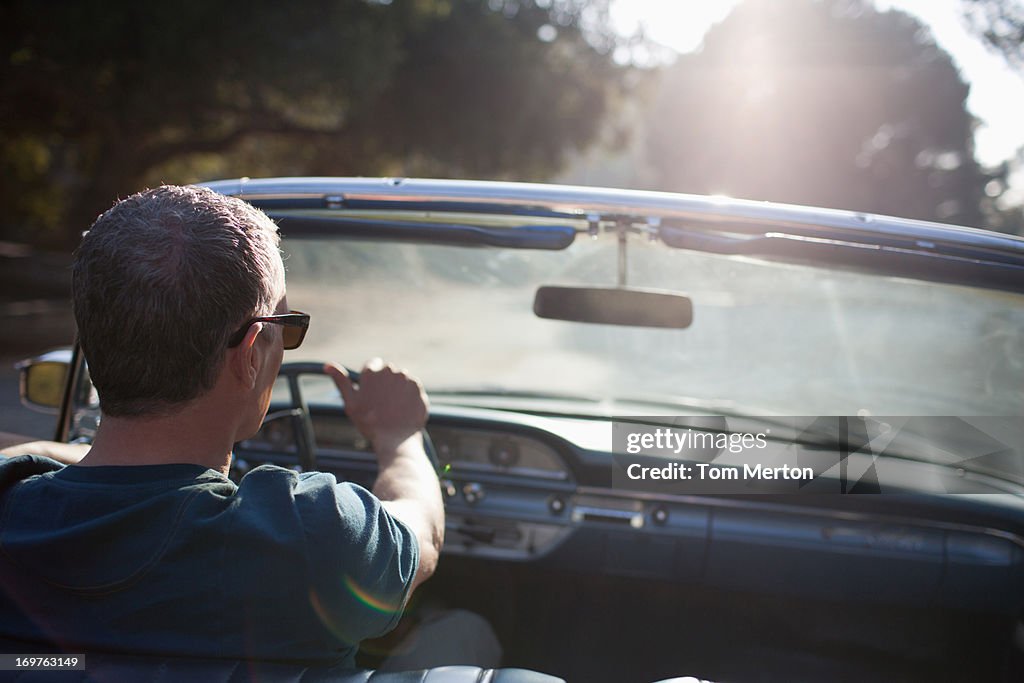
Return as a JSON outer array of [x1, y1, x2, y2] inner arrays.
[[275, 361, 440, 474]]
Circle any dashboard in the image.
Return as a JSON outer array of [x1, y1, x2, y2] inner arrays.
[[233, 401, 1024, 618]]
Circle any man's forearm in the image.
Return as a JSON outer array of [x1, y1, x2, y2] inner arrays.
[[0, 434, 89, 464], [373, 434, 445, 590]]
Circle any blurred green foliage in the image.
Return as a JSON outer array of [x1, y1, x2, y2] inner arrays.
[[3, 0, 1021, 248], [0, 0, 630, 248]]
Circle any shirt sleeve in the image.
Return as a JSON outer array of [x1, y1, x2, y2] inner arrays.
[[292, 471, 420, 642]]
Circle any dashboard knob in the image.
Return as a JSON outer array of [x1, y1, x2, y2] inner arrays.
[[652, 506, 669, 526], [440, 479, 457, 499], [549, 496, 566, 515], [463, 482, 485, 505]]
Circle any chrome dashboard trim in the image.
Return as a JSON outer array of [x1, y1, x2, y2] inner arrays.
[[575, 485, 1024, 551]]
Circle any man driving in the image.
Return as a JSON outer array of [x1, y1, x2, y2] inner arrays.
[[0, 185, 445, 667]]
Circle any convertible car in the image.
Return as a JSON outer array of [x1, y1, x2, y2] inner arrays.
[[12, 177, 1024, 682]]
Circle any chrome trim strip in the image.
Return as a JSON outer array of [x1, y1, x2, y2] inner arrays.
[[572, 505, 645, 529], [233, 192, 324, 201], [200, 177, 1024, 251], [575, 485, 1024, 550]]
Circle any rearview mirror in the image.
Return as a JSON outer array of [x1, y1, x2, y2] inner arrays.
[[533, 286, 693, 329], [17, 358, 69, 414]]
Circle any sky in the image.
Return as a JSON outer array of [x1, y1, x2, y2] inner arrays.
[[608, 0, 1024, 191]]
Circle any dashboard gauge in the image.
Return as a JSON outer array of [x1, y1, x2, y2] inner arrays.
[[489, 438, 520, 468]]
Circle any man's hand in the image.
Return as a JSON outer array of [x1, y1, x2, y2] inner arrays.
[[323, 359, 428, 458], [323, 359, 442, 593]]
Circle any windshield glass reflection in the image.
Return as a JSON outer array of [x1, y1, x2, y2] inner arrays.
[[281, 236, 1024, 417]]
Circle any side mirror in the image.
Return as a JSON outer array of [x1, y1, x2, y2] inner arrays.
[[16, 351, 72, 414]]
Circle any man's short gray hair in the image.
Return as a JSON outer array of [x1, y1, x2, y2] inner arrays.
[[73, 185, 285, 417]]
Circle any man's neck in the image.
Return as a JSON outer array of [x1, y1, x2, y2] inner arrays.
[[77, 399, 238, 476]]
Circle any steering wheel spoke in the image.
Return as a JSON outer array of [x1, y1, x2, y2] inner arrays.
[[275, 362, 439, 474]]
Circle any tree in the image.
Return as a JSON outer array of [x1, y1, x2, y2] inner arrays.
[[962, 0, 1024, 68], [0, 0, 630, 248], [640, 0, 998, 228], [959, 0, 1024, 235]]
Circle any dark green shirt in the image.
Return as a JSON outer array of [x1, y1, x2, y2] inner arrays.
[[0, 455, 418, 666]]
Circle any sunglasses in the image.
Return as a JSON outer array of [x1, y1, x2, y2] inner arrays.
[[227, 310, 310, 350]]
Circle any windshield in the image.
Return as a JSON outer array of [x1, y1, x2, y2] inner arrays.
[[280, 231, 1022, 418]]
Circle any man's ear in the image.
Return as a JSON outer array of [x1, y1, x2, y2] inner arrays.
[[227, 322, 264, 389]]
